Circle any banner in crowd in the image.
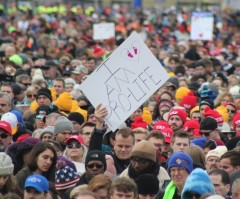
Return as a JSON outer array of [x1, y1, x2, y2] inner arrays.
[[80, 31, 169, 131], [190, 12, 214, 41], [93, 23, 115, 40]]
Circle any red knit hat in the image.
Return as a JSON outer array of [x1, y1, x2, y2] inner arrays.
[[204, 107, 224, 124], [153, 120, 170, 130], [183, 119, 200, 131], [131, 116, 148, 130], [233, 113, 240, 131], [180, 91, 197, 111], [168, 109, 187, 124], [161, 127, 174, 143]]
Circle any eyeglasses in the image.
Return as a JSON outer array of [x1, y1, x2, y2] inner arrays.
[[67, 143, 82, 149], [130, 158, 150, 166], [0, 134, 9, 139], [86, 164, 104, 169], [227, 109, 236, 114], [27, 94, 36, 98]]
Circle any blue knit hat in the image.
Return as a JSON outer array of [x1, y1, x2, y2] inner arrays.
[[168, 152, 193, 174], [181, 168, 215, 199]]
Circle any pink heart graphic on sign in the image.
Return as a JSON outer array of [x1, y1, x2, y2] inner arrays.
[[121, 41, 140, 62]]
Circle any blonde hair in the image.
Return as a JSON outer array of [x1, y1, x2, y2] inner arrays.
[[88, 174, 112, 193], [70, 185, 88, 199], [214, 92, 234, 107], [132, 127, 149, 136]]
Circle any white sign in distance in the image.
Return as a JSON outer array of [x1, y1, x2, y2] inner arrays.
[[93, 23, 115, 40]]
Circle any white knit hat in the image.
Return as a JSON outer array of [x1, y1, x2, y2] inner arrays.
[[0, 152, 14, 175]]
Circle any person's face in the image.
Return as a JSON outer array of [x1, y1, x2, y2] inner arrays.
[[226, 105, 236, 121], [171, 137, 189, 152], [114, 135, 134, 160], [0, 86, 14, 99], [191, 112, 201, 121], [206, 156, 220, 171], [95, 188, 108, 199], [86, 59, 96, 72], [219, 158, 237, 174], [65, 83, 74, 92], [200, 105, 209, 117], [24, 187, 46, 199], [53, 81, 65, 95], [0, 175, 9, 189], [221, 96, 231, 105], [0, 129, 12, 151], [86, 160, 105, 177], [168, 115, 183, 131], [169, 167, 189, 187], [67, 140, 84, 159], [236, 124, 240, 133], [71, 121, 81, 133], [36, 149, 54, 173], [0, 97, 11, 116], [138, 194, 156, 199], [210, 174, 230, 197], [20, 79, 31, 88], [201, 129, 217, 140], [81, 126, 94, 147], [56, 130, 72, 145], [26, 92, 36, 103], [111, 190, 135, 199], [88, 114, 97, 123], [130, 157, 153, 173], [37, 95, 51, 107], [232, 183, 240, 199], [130, 108, 143, 121], [195, 66, 205, 75], [35, 115, 46, 129], [159, 106, 170, 117], [134, 133, 147, 143], [41, 133, 53, 141], [47, 67, 57, 80], [148, 137, 165, 154]]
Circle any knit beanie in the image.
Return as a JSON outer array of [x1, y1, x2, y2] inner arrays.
[[183, 119, 200, 131], [181, 168, 215, 199], [68, 112, 85, 125], [168, 109, 187, 124], [142, 107, 152, 125], [40, 126, 54, 140], [130, 140, 156, 163], [85, 150, 107, 171], [200, 99, 214, 110], [216, 106, 229, 123], [0, 152, 14, 175], [57, 156, 77, 172], [206, 146, 227, 160], [135, 174, 159, 195], [233, 113, 240, 132], [54, 116, 73, 135], [191, 137, 207, 149], [190, 106, 199, 118], [48, 88, 57, 101], [37, 88, 52, 102], [54, 92, 72, 112], [180, 91, 197, 111], [131, 116, 148, 130], [153, 120, 170, 130], [168, 152, 193, 174], [204, 107, 224, 124], [55, 166, 80, 190], [158, 99, 174, 109], [175, 87, 190, 103], [70, 100, 80, 112]]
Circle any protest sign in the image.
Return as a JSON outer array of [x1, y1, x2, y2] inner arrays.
[[93, 23, 115, 40], [80, 31, 169, 131], [190, 12, 213, 41]]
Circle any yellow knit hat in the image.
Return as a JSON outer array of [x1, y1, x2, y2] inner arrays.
[[175, 87, 190, 103], [71, 100, 80, 112], [54, 92, 72, 112], [216, 106, 229, 123], [29, 100, 39, 112], [49, 87, 57, 101], [190, 106, 200, 118], [142, 107, 152, 125]]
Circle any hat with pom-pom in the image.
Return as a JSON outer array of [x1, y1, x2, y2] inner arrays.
[[204, 107, 224, 124], [131, 116, 148, 130], [180, 91, 197, 111], [54, 92, 72, 112]]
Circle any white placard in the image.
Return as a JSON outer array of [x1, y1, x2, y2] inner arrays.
[[93, 23, 115, 40], [190, 12, 213, 41], [80, 32, 169, 131]]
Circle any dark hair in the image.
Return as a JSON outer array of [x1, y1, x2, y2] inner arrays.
[[204, 140, 217, 150], [80, 122, 96, 135], [208, 169, 230, 185], [220, 150, 240, 168], [116, 128, 135, 140], [27, 142, 57, 182], [146, 131, 165, 141], [53, 78, 65, 88], [171, 131, 190, 144], [152, 99, 173, 120]]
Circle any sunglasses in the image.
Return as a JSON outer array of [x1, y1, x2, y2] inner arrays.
[[199, 129, 214, 136], [227, 109, 236, 114], [0, 134, 9, 139], [67, 143, 82, 149], [86, 164, 104, 169], [27, 94, 36, 98]]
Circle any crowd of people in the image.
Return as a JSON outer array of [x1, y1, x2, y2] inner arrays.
[[1, 2, 240, 199]]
